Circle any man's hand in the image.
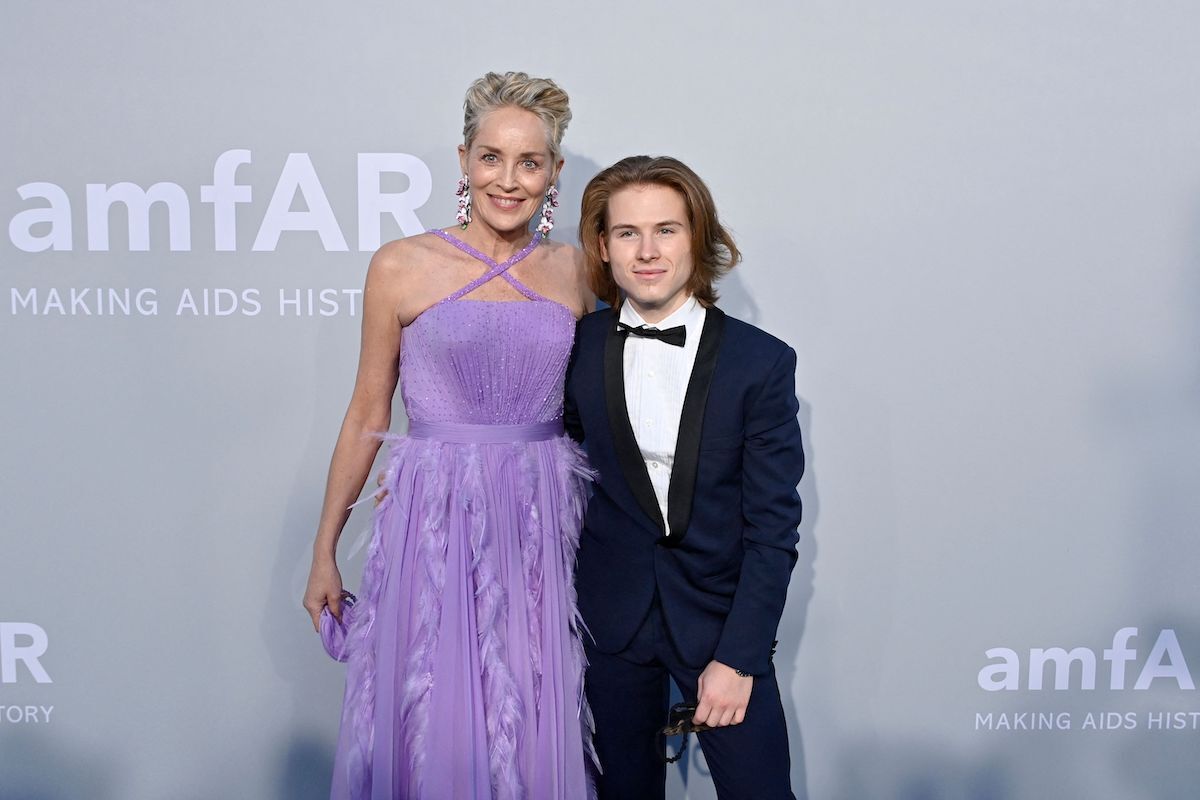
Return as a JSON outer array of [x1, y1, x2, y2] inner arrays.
[[693, 660, 753, 727]]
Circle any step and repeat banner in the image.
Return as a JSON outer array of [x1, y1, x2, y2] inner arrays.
[[3, 2, 1199, 798]]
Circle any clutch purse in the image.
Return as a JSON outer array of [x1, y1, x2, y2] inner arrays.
[[318, 591, 358, 662]]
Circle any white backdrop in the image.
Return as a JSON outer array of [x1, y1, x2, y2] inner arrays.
[[3, 2, 1200, 798]]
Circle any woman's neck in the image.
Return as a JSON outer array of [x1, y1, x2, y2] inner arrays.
[[456, 223, 535, 263]]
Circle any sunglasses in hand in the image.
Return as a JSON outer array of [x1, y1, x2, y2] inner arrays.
[[662, 702, 713, 736], [660, 703, 713, 763]]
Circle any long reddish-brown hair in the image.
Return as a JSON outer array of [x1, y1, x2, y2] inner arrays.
[[579, 156, 741, 309]]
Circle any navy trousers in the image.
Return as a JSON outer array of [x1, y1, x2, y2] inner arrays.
[[584, 597, 794, 800]]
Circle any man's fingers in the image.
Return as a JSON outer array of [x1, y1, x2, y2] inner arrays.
[[697, 697, 728, 727], [694, 694, 749, 727]]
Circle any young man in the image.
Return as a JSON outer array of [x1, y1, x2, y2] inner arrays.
[[565, 156, 805, 799]]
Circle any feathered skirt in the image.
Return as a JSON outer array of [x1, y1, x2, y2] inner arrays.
[[328, 426, 597, 799]]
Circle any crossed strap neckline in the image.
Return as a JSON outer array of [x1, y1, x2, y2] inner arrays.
[[429, 228, 547, 304]]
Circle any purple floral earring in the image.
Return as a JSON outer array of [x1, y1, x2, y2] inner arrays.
[[536, 184, 559, 236], [455, 175, 471, 229]]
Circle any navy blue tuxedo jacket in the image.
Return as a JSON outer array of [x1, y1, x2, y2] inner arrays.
[[564, 306, 804, 676]]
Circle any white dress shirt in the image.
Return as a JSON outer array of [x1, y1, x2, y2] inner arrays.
[[620, 296, 707, 536]]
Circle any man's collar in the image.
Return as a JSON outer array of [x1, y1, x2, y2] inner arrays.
[[618, 295, 701, 330]]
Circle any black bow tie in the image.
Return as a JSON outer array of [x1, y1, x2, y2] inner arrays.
[[616, 322, 686, 347]]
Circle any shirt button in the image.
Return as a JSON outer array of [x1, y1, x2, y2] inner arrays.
[[647, 370, 656, 378], [649, 461, 659, 470]]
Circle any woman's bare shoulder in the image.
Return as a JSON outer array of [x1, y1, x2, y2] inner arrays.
[[537, 240, 594, 316], [371, 232, 446, 273], [368, 232, 458, 291], [538, 239, 583, 275], [540, 237, 579, 258], [369, 232, 465, 324]]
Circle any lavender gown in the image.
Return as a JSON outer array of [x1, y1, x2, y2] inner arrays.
[[329, 230, 596, 799]]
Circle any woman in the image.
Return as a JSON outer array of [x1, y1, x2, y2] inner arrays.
[[303, 72, 596, 799]]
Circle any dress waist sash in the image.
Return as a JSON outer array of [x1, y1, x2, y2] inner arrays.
[[406, 419, 564, 444]]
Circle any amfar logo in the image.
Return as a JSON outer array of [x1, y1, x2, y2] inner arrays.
[[8, 150, 431, 253], [978, 627, 1192, 691], [1, 622, 52, 684]]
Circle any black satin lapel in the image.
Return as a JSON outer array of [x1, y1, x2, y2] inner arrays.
[[604, 315, 667, 533], [663, 306, 726, 547]]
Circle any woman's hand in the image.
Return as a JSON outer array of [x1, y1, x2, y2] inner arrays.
[[303, 558, 344, 632], [375, 470, 390, 505]]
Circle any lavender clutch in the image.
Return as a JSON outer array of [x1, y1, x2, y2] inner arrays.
[[318, 591, 358, 662]]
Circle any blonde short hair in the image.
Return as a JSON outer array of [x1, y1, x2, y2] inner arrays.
[[462, 72, 572, 161]]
